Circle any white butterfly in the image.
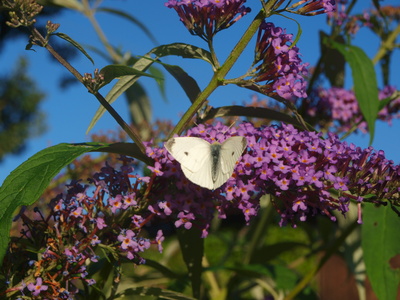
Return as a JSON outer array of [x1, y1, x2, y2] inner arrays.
[[165, 136, 247, 190]]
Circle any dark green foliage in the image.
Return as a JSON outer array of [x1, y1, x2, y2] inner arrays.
[[0, 58, 45, 161]]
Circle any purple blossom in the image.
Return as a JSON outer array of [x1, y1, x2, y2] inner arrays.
[[53, 200, 63, 211], [131, 214, 145, 227], [327, 1, 374, 35], [165, 0, 251, 40], [147, 162, 164, 177], [109, 195, 123, 213], [290, 0, 336, 16], [292, 200, 307, 212], [20, 121, 399, 296], [79, 266, 88, 278], [175, 211, 195, 229], [156, 230, 165, 252], [252, 22, 309, 100], [145, 122, 400, 228], [90, 235, 101, 246], [91, 160, 133, 195], [64, 246, 84, 264], [71, 206, 84, 218], [96, 216, 107, 229], [118, 229, 137, 250], [158, 198, 173, 215], [86, 278, 96, 286], [118, 229, 151, 260], [122, 193, 137, 209], [27, 277, 48, 296], [14, 157, 165, 297], [309, 86, 400, 134]]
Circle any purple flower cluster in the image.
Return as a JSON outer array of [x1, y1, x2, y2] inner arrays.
[[165, 0, 251, 40], [309, 86, 400, 133], [327, 0, 372, 35], [291, 0, 336, 16], [9, 123, 400, 297], [147, 122, 400, 229], [13, 157, 164, 298], [53, 160, 163, 263], [252, 22, 309, 100], [118, 229, 151, 260]]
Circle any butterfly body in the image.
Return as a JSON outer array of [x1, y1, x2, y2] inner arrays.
[[210, 143, 222, 182], [165, 136, 247, 190]]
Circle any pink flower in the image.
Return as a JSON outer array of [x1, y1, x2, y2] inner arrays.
[[27, 277, 48, 296], [156, 230, 165, 252], [118, 230, 136, 250]]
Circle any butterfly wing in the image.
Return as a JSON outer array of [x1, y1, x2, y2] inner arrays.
[[165, 137, 214, 189], [165, 136, 247, 190], [212, 136, 247, 189]]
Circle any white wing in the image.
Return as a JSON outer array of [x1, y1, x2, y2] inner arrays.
[[165, 137, 214, 189], [212, 136, 247, 189], [165, 136, 247, 190]]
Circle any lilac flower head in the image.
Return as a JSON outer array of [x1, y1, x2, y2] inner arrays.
[[309, 86, 400, 133], [290, 0, 336, 16], [10, 157, 170, 298], [165, 0, 251, 40], [326, 1, 391, 36], [252, 22, 309, 100], [147, 122, 400, 229]]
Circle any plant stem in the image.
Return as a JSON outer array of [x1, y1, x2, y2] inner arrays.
[[31, 27, 84, 83], [372, 23, 400, 65], [93, 93, 146, 153], [284, 220, 358, 300], [207, 38, 220, 70], [170, 9, 267, 137], [29, 26, 146, 153], [82, 0, 121, 63]]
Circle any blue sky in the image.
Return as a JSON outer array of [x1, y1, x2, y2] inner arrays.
[[1, 1, 399, 185]]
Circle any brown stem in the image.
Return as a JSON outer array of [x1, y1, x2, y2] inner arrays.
[[29, 26, 146, 154]]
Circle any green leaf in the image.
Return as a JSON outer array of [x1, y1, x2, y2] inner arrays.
[[81, 44, 111, 62], [276, 13, 302, 48], [39, 0, 84, 11], [148, 66, 167, 101], [177, 227, 204, 299], [226, 264, 298, 291], [113, 286, 196, 300], [249, 242, 308, 264], [93, 142, 152, 164], [362, 204, 400, 300], [329, 41, 380, 144], [161, 64, 201, 103], [151, 43, 214, 66], [379, 97, 393, 112], [144, 259, 181, 279], [0, 142, 150, 266], [0, 143, 99, 266], [372, 0, 381, 11], [100, 64, 159, 86], [97, 7, 158, 45], [225, 264, 275, 278], [204, 105, 306, 128], [87, 43, 212, 133], [53, 32, 94, 64], [125, 83, 152, 128], [319, 32, 345, 87], [25, 42, 35, 51]]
